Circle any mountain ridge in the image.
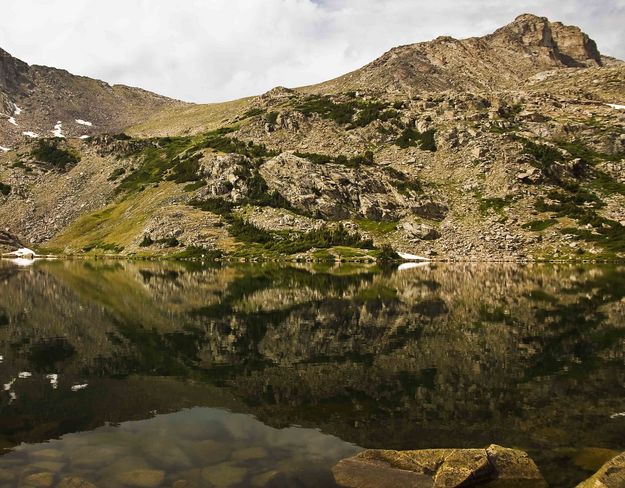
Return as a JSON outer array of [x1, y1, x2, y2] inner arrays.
[[0, 14, 624, 262]]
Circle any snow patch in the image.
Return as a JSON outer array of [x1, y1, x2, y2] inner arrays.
[[3, 378, 15, 390], [13, 104, 22, 115], [607, 103, 625, 110], [75, 119, 93, 126], [46, 373, 59, 389], [71, 383, 88, 391], [52, 121, 64, 138], [8, 117, 17, 126], [79, 135, 90, 140], [22, 131, 39, 138], [611, 412, 625, 419], [18, 372, 32, 379], [0, 146, 10, 152]]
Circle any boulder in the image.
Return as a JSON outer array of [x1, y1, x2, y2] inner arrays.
[[576, 452, 625, 488], [332, 445, 546, 488]]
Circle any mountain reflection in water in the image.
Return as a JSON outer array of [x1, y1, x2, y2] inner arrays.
[[0, 260, 624, 487]]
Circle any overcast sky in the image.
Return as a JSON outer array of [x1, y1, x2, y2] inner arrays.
[[1, 0, 623, 103]]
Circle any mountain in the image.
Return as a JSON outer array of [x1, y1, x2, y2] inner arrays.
[[0, 47, 185, 147], [307, 13, 608, 95], [0, 14, 624, 261]]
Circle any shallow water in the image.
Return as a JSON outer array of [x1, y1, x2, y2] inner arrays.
[[0, 260, 624, 487]]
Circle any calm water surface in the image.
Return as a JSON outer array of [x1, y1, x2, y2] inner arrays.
[[0, 260, 624, 487]]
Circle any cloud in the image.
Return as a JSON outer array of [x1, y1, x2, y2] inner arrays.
[[0, 0, 623, 103]]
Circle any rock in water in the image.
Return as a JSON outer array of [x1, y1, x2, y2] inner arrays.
[[576, 452, 625, 488], [332, 445, 546, 487]]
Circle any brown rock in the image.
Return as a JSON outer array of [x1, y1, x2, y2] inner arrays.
[[23, 472, 55, 488], [333, 446, 547, 488], [57, 476, 98, 488], [486, 444, 547, 486], [576, 452, 625, 488]]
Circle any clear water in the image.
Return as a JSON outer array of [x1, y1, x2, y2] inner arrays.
[[0, 260, 624, 487]]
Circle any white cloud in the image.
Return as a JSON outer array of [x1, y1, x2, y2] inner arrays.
[[0, 0, 623, 103]]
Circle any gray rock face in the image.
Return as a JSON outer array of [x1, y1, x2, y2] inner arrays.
[[260, 153, 447, 221], [332, 445, 547, 488]]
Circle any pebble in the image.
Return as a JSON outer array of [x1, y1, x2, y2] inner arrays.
[[231, 446, 268, 461], [57, 476, 97, 488]]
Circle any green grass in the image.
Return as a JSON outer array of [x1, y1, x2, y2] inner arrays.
[[521, 219, 558, 232], [474, 191, 512, 215], [356, 219, 398, 234]]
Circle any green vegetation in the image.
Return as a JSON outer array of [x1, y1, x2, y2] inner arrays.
[[82, 242, 125, 253], [171, 246, 223, 260], [394, 128, 437, 151], [521, 219, 558, 232], [294, 151, 374, 168], [265, 111, 279, 125], [474, 191, 512, 215], [356, 219, 398, 234], [243, 107, 265, 118], [0, 182, 10, 196], [384, 167, 422, 195], [107, 167, 126, 181], [191, 197, 373, 255], [117, 128, 278, 195], [30, 139, 80, 170], [497, 104, 523, 119], [293, 95, 399, 129]]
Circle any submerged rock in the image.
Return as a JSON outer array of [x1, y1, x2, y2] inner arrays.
[[115, 469, 165, 488], [332, 445, 546, 487], [57, 476, 97, 488], [576, 452, 625, 487]]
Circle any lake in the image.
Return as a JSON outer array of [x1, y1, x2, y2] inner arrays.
[[0, 260, 624, 487]]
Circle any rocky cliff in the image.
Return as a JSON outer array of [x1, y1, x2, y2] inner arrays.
[[0, 14, 623, 260]]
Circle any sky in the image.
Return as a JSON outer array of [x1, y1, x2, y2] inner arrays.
[[0, 0, 623, 103]]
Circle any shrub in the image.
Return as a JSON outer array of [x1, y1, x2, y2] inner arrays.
[[31, 139, 80, 170], [294, 151, 374, 168], [521, 219, 558, 231], [107, 168, 126, 181], [0, 182, 10, 196], [395, 128, 437, 151]]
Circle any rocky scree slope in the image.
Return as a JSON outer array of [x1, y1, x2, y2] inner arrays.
[[0, 14, 624, 261], [0, 47, 185, 148]]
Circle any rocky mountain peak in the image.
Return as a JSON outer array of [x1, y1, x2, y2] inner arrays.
[[491, 13, 602, 67], [0, 47, 29, 94]]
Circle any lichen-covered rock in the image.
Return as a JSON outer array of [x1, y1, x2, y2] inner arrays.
[[332, 445, 546, 488], [576, 452, 625, 488]]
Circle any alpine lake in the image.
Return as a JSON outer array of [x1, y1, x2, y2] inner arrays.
[[0, 259, 624, 487]]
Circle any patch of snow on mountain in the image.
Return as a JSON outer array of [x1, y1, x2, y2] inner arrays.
[[23, 131, 39, 138], [13, 104, 22, 115], [52, 121, 65, 138], [79, 135, 90, 139], [75, 119, 93, 126], [607, 103, 625, 110], [0, 146, 10, 152], [8, 117, 17, 126]]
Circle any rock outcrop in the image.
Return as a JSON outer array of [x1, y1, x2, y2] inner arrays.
[[332, 445, 547, 488], [577, 452, 625, 488]]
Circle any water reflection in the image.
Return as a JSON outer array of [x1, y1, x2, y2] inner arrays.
[[0, 260, 624, 487]]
